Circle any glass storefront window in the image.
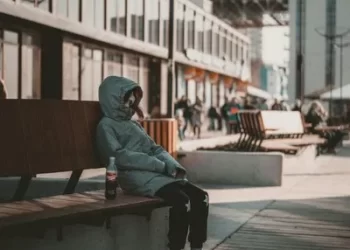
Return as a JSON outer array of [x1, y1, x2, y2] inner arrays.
[[125, 54, 139, 82], [104, 50, 123, 77], [62, 41, 80, 100], [56, 0, 79, 21], [147, 0, 160, 45], [81, 47, 103, 101], [176, 66, 186, 99], [160, 0, 169, 48], [106, 0, 126, 35], [21, 33, 41, 99], [82, 0, 105, 30], [195, 13, 204, 52], [204, 78, 211, 108], [186, 8, 195, 49], [204, 19, 212, 55], [129, 0, 144, 40], [2, 30, 19, 99], [176, 2, 185, 52]]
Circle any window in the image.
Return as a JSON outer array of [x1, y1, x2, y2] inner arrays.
[[81, 47, 103, 101], [82, 0, 105, 30], [231, 37, 236, 60], [21, 0, 50, 11], [161, 0, 169, 47], [104, 50, 123, 77], [56, 0, 79, 21], [1, 30, 19, 99], [195, 13, 204, 52], [106, 0, 126, 35], [204, 19, 212, 55], [176, 2, 185, 52], [219, 28, 226, 58], [21, 33, 41, 99], [140, 58, 149, 114], [235, 39, 239, 60], [213, 25, 219, 56], [146, 0, 160, 45], [226, 35, 232, 61], [186, 8, 195, 49], [129, 0, 144, 40], [62, 41, 80, 100], [125, 54, 139, 82]]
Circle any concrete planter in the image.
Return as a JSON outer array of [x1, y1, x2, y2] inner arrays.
[[178, 151, 284, 186]]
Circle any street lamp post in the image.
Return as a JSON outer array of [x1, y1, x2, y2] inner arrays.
[[167, 0, 175, 118], [333, 40, 350, 115], [315, 28, 350, 116]]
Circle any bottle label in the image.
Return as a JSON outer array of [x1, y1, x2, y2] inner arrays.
[[106, 172, 117, 181]]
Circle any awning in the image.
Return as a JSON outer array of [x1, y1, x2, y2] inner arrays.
[[246, 85, 272, 100], [320, 84, 350, 100]]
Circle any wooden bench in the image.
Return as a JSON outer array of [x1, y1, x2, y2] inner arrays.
[[237, 110, 325, 153], [0, 100, 167, 239]]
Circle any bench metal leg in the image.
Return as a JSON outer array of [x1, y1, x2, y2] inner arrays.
[[12, 175, 32, 201], [64, 169, 83, 194]]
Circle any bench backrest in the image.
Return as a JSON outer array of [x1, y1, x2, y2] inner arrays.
[[0, 100, 178, 178], [259, 111, 305, 135], [0, 100, 102, 177]]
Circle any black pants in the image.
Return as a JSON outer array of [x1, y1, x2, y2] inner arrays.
[[155, 182, 209, 250]]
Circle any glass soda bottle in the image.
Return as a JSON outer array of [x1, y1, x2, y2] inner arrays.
[[105, 156, 118, 200]]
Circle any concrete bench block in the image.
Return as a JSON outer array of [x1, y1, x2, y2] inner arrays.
[[0, 207, 169, 250], [178, 151, 284, 186]]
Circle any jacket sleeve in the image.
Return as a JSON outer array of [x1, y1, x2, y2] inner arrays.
[[149, 138, 186, 175], [96, 124, 166, 174]]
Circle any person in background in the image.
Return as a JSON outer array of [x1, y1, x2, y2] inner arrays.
[[305, 100, 343, 154], [96, 76, 209, 250], [207, 106, 218, 131], [227, 97, 241, 134], [292, 99, 302, 112], [243, 97, 255, 110], [220, 97, 230, 133], [258, 99, 269, 110], [271, 98, 283, 111], [280, 100, 290, 111], [183, 99, 193, 138], [175, 109, 185, 141], [192, 96, 203, 139], [0, 79, 7, 99]]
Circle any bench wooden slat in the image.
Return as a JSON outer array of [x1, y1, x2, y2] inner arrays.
[[0, 190, 164, 231]]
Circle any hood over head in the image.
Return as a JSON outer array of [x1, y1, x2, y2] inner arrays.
[[99, 76, 140, 120]]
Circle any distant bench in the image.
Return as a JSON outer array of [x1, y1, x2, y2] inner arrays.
[[237, 110, 325, 153], [0, 100, 177, 239]]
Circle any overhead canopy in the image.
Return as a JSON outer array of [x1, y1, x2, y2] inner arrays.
[[320, 84, 350, 100], [247, 85, 272, 100], [213, 0, 289, 28]]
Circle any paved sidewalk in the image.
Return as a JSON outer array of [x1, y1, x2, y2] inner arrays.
[[206, 143, 350, 250]]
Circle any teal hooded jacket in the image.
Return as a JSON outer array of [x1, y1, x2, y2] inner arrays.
[[96, 76, 186, 197]]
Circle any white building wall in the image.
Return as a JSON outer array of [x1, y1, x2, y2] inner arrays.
[[304, 0, 326, 96], [335, 0, 350, 90], [288, 0, 297, 101], [289, 0, 350, 101]]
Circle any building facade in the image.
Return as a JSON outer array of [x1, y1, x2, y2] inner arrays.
[[289, 0, 350, 103], [0, 0, 250, 115]]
